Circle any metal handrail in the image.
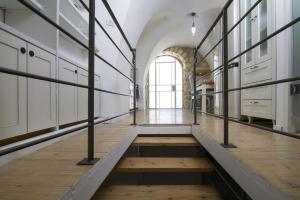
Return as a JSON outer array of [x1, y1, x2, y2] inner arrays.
[[193, 0, 300, 145], [78, 0, 134, 67]]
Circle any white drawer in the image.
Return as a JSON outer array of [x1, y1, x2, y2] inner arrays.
[[241, 100, 273, 119], [241, 85, 272, 100], [242, 60, 272, 85]]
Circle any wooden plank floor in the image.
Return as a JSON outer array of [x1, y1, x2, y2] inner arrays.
[[0, 124, 133, 200], [114, 157, 213, 173], [92, 185, 222, 200], [121, 110, 300, 199], [195, 114, 300, 200], [132, 136, 200, 147]]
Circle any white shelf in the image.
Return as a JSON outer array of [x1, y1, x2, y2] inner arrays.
[[0, 0, 44, 10], [59, 13, 88, 48], [59, 0, 99, 52]]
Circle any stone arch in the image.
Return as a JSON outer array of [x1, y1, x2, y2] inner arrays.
[[161, 47, 210, 109]]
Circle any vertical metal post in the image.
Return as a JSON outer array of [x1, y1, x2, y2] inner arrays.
[[193, 48, 198, 125], [78, 0, 100, 165], [132, 49, 137, 125], [221, 8, 236, 148]]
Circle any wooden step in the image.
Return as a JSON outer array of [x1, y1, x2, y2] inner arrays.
[[93, 185, 222, 200], [132, 136, 200, 147], [114, 157, 213, 173]]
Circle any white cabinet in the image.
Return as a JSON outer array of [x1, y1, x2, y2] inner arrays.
[[27, 44, 56, 132], [0, 29, 27, 140], [240, 0, 276, 121], [77, 68, 88, 121], [94, 75, 101, 118], [59, 58, 101, 125], [59, 58, 78, 125]]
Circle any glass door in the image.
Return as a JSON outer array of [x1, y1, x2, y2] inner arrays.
[[257, 0, 272, 63], [148, 56, 183, 109], [242, 0, 256, 67]]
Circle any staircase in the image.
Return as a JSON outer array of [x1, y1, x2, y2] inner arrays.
[[92, 135, 222, 199]]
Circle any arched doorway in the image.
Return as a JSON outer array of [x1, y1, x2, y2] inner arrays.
[[148, 56, 183, 109]]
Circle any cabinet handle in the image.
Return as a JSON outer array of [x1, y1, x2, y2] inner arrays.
[[20, 47, 26, 54], [29, 50, 35, 57], [250, 66, 259, 70], [253, 101, 259, 104], [75, 70, 78, 74]]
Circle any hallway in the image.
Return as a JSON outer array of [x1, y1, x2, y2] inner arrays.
[[0, 0, 300, 199]]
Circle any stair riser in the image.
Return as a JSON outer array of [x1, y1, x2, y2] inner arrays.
[[103, 172, 213, 185], [125, 146, 204, 157]]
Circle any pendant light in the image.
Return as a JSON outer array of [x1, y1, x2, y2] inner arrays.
[[191, 13, 196, 36]]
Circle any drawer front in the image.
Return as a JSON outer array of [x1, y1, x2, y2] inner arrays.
[[241, 100, 273, 119], [241, 85, 273, 100], [242, 60, 272, 85]]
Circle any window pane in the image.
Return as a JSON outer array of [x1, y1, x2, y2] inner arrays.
[[149, 63, 156, 85], [259, 0, 268, 56], [176, 61, 183, 84], [159, 92, 171, 108], [149, 92, 156, 108], [158, 63, 172, 85], [176, 91, 183, 108]]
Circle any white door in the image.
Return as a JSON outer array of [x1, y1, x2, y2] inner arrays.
[[58, 58, 78, 125], [94, 75, 101, 118], [77, 68, 88, 121], [0, 30, 27, 140], [27, 44, 56, 132]]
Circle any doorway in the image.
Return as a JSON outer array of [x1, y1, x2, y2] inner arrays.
[[148, 56, 183, 109]]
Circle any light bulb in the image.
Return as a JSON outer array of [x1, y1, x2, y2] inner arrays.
[[191, 24, 196, 36]]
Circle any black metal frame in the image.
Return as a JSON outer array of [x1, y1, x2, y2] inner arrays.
[[193, 0, 300, 146], [0, 0, 137, 163]]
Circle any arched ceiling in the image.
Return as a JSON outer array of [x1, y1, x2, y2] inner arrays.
[[109, 0, 226, 108], [116, 0, 226, 83]]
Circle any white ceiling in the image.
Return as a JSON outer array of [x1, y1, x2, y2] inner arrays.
[[108, 0, 226, 108]]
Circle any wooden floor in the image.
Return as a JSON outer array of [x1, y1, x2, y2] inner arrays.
[[0, 124, 133, 200], [1, 109, 300, 199], [93, 185, 222, 200], [132, 136, 200, 147], [195, 114, 300, 200], [124, 109, 300, 199], [114, 157, 213, 173]]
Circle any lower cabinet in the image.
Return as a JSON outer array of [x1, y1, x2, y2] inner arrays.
[[27, 43, 56, 132], [0, 29, 27, 140], [59, 58, 78, 125], [59, 58, 101, 125], [94, 75, 101, 118], [77, 68, 88, 121]]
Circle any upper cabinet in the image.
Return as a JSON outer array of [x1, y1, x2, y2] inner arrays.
[[0, 0, 58, 50], [240, 0, 276, 121], [241, 0, 274, 68]]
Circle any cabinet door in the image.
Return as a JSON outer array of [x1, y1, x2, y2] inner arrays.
[[241, 0, 256, 68], [94, 75, 101, 118], [0, 30, 27, 140], [77, 68, 88, 121], [58, 59, 78, 125], [27, 44, 56, 132], [256, 0, 273, 64]]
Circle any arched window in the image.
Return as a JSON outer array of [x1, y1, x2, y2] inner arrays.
[[148, 56, 183, 109]]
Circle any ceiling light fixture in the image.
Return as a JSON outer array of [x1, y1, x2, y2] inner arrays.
[[191, 12, 196, 36]]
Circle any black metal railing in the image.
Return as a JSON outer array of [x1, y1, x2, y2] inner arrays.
[[193, 0, 300, 147], [0, 0, 137, 164]]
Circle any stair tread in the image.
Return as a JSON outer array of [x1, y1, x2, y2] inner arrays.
[[114, 157, 213, 172], [132, 136, 200, 147], [93, 185, 221, 200]]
